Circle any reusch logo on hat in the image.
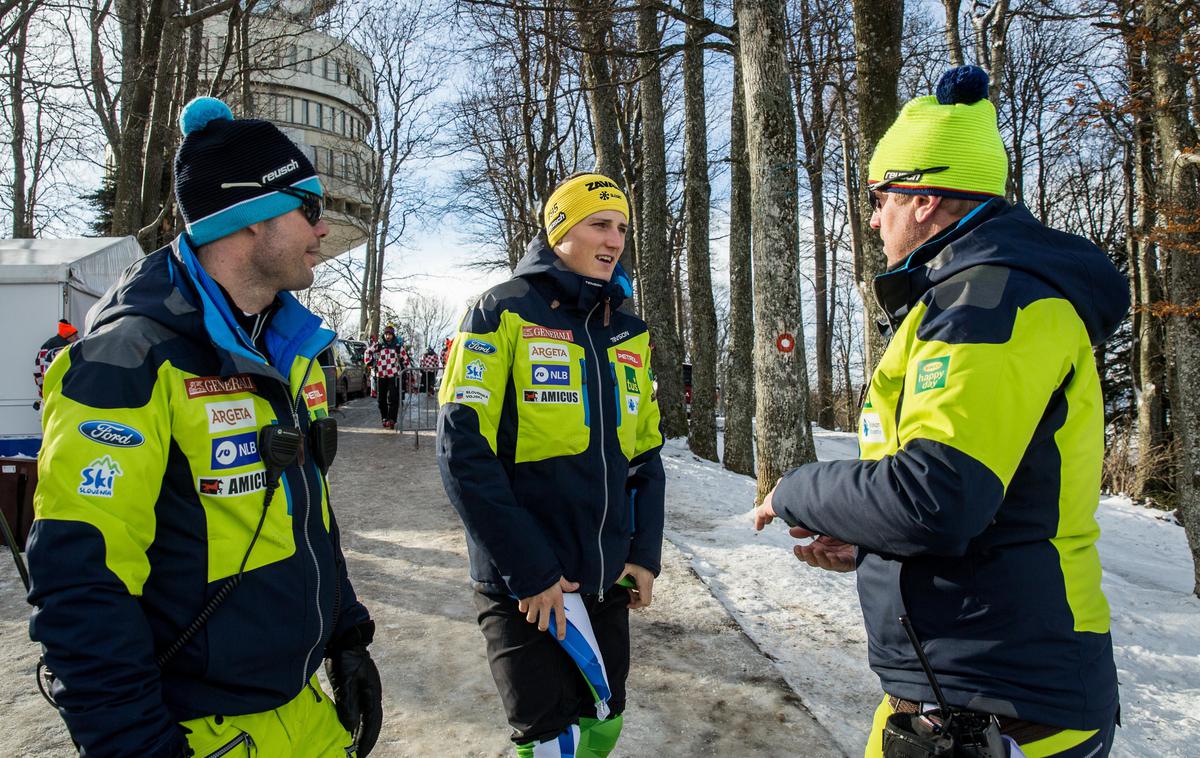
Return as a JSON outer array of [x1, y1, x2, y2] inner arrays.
[[263, 159, 299, 184]]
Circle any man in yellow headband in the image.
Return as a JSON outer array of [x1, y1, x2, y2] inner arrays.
[[437, 172, 665, 756], [753, 67, 1126, 756]]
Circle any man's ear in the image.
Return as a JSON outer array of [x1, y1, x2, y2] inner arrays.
[[912, 194, 943, 224]]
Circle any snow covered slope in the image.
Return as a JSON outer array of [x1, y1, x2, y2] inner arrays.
[[662, 429, 1199, 757]]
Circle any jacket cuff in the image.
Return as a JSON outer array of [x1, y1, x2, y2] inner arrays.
[[327, 619, 375, 654]]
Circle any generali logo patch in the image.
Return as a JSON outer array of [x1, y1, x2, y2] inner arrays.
[[185, 374, 257, 399], [206, 399, 256, 432], [522, 325, 573, 342], [615, 349, 642, 368], [303, 383, 327, 408]]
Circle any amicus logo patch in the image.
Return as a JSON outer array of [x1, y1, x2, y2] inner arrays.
[[78, 420, 145, 448], [197, 470, 269, 497], [210, 431, 260, 470], [528, 342, 571, 363], [184, 374, 256, 399], [464, 339, 497, 355], [615, 349, 643, 368], [532, 364, 570, 386], [522, 389, 580, 404], [522, 325, 573, 342], [78, 456, 123, 497], [206, 399, 256, 432]]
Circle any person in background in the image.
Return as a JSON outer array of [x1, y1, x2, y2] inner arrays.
[[365, 323, 404, 429], [32, 320, 79, 406], [437, 171, 665, 757], [753, 66, 1124, 757], [419, 346, 439, 395], [27, 97, 382, 757]]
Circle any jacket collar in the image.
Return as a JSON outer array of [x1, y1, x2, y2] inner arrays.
[[514, 236, 632, 314]]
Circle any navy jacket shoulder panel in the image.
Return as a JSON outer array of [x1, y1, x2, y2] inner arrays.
[[916, 265, 1065, 346]]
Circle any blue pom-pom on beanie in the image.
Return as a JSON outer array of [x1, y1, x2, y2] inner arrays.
[[180, 97, 233, 135], [935, 65, 990, 105]]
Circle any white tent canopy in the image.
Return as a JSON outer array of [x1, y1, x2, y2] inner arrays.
[[0, 237, 143, 449]]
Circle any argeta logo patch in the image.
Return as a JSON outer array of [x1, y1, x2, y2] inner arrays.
[[528, 342, 571, 363], [206, 399, 256, 432]]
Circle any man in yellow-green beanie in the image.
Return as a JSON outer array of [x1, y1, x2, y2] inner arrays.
[[753, 66, 1126, 757]]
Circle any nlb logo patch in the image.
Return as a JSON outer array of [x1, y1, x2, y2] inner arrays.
[[529, 342, 571, 363], [464, 339, 496, 355], [522, 325, 573, 342], [78, 456, 123, 497], [532, 364, 570, 386], [454, 386, 491, 404], [522, 389, 580, 404], [860, 412, 885, 443], [465, 359, 486, 382], [303, 383, 327, 408], [211, 431, 260, 470], [78, 420, 145, 448], [615, 350, 642, 368], [184, 374, 256, 399], [207, 399, 256, 432], [915, 357, 950, 394], [198, 470, 269, 497]]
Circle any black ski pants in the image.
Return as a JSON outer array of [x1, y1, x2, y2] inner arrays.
[[377, 375, 399, 423], [473, 587, 630, 745]]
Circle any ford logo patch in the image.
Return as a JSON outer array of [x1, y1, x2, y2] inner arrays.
[[78, 420, 146, 448], [464, 339, 497, 355]]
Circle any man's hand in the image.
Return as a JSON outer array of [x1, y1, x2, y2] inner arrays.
[[325, 643, 383, 756], [519, 576, 579, 640], [619, 563, 655, 609], [790, 526, 857, 572], [752, 482, 780, 530]]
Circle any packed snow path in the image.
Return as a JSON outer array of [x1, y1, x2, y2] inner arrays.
[[663, 431, 1200, 757], [0, 398, 838, 756]]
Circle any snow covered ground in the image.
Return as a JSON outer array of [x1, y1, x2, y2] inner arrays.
[[661, 429, 1200, 757]]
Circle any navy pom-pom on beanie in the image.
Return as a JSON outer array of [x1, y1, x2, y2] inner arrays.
[[935, 65, 990, 105], [174, 97, 320, 246]]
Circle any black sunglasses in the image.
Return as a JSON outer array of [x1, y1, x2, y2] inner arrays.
[[867, 166, 950, 211], [220, 181, 324, 226]]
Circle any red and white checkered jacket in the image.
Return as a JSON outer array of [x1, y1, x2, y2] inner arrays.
[[419, 352, 439, 371], [365, 340, 410, 378]]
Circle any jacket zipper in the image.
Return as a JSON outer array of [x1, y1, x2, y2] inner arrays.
[[204, 732, 254, 758], [582, 300, 609, 601], [293, 358, 326, 692]]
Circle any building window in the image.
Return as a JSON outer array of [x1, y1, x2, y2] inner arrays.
[[300, 47, 312, 74], [284, 45, 297, 69]]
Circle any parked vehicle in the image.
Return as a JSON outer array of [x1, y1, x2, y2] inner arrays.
[[318, 338, 370, 406]]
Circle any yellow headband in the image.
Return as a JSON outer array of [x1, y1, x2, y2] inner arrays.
[[543, 173, 630, 246]]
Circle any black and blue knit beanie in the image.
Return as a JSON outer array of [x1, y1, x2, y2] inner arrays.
[[174, 97, 322, 246]]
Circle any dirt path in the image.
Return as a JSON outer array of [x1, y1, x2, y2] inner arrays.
[[0, 397, 841, 756]]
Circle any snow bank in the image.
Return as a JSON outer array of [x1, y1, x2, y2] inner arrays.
[[662, 429, 1199, 757]]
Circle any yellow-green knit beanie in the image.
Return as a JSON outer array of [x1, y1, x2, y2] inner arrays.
[[868, 66, 1008, 198]]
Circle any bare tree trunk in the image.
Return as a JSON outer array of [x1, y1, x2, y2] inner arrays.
[[942, 0, 964, 67], [723, 54, 755, 476], [737, 0, 817, 500], [111, 0, 170, 236], [137, 14, 184, 246], [683, 0, 719, 461], [850, 0, 903, 377], [569, 0, 622, 180], [972, 0, 1011, 104], [8, 0, 31, 237], [1144, 0, 1200, 596], [635, 2, 687, 438], [1122, 10, 1168, 496]]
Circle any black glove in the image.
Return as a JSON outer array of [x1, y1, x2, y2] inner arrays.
[[325, 621, 383, 756]]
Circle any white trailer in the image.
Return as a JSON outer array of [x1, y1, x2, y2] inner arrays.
[[0, 237, 143, 456]]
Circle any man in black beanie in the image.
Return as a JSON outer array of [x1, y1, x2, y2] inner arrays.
[[27, 97, 383, 756]]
